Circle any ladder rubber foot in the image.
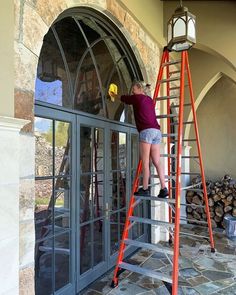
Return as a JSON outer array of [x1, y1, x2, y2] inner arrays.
[[211, 248, 216, 253], [110, 280, 118, 288], [117, 268, 125, 276]]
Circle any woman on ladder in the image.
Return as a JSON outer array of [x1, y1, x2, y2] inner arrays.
[[110, 80, 168, 198]]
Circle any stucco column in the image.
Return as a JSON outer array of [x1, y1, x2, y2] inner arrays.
[[0, 117, 29, 295]]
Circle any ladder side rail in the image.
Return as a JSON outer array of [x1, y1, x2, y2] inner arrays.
[[166, 51, 173, 241], [112, 160, 142, 285], [172, 51, 186, 295], [153, 49, 168, 104], [185, 52, 215, 251]]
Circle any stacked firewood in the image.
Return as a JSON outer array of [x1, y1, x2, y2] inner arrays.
[[186, 175, 236, 228]]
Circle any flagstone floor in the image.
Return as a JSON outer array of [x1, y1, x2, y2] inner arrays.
[[80, 225, 236, 295]]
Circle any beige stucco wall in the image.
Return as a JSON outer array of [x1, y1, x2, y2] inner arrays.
[[0, 0, 14, 117], [190, 76, 236, 180]]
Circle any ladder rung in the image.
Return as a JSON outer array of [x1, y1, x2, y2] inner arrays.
[[157, 95, 179, 101], [160, 77, 180, 83], [171, 172, 201, 176], [170, 121, 194, 126], [133, 195, 176, 204], [173, 217, 208, 225], [172, 139, 197, 142], [169, 85, 188, 90], [170, 103, 191, 108], [151, 175, 176, 180], [162, 133, 178, 137], [134, 194, 206, 209], [156, 114, 178, 119], [160, 154, 199, 159], [169, 70, 181, 75], [179, 231, 209, 240], [162, 60, 181, 67], [129, 216, 175, 228], [119, 262, 173, 283], [170, 187, 204, 193], [124, 239, 173, 255]]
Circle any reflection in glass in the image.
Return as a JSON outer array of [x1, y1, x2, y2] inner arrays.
[[80, 126, 92, 173], [119, 132, 127, 170], [35, 179, 53, 241], [54, 17, 87, 89], [93, 128, 104, 172], [55, 121, 70, 176], [110, 213, 118, 255], [120, 210, 126, 239], [35, 239, 53, 295], [35, 28, 71, 107], [131, 134, 139, 169], [54, 177, 70, 230], [80, 175, 92, 223], [35, 117, 53, 177], [93, 174, 104, 219], [80, 224, 91, 274], [74, 53, 103, 115], [55, 232, 70, 291], [93, 220, 104, 266]]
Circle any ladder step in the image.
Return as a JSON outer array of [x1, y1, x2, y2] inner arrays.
[[157, 95, 179, 101], [156, 114, 178, 119], [160, 77, 180, 83], [124, 239, 173, 255], [177, 218, 208, 225], [119, 262, 173, 283], [169, 70, 181, 75], [179, 231, 209, 240], [170, 121, 194, 126], [129, 216, 175, 228], [170, 103, 191, 108], [160, 154, 199, 159], [133, 194, 176, 204], [133, 194, 206, 209], [162, 133, 178, 137], [172, 139, 197, 142], [162, 60, 181, 66], [171, 172, 201, 176], [151, 175, 176, 181]]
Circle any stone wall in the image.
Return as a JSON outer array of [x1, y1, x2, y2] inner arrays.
[[14, 0, 161, 294]]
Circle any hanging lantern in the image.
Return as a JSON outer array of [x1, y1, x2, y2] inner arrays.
[[167, 3, 196, 52]]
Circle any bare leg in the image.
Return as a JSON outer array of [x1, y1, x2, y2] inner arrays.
[[139, 141, 151, 190], [150, 144, 166, 189]]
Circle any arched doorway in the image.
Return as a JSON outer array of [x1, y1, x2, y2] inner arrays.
[[34, 8, 147, 295]]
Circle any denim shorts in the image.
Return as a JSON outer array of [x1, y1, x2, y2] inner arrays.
[[139, 128, 162, 144]]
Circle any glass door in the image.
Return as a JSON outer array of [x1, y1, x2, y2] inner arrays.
[[34, 106, 76, 295], [77, 116, 107, 292]]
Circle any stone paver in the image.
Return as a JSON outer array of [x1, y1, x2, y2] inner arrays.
[[80, 226, 236, 295]]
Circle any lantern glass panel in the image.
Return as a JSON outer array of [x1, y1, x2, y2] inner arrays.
[[167, 23, 172, 43], [188, 18, 195, 39], [173, 17, 186, 38]]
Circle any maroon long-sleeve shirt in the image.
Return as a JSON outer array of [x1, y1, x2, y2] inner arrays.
[[121, 94, 160, 132]]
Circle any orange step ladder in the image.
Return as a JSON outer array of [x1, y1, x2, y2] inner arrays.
[[111, 47, 215, 295]]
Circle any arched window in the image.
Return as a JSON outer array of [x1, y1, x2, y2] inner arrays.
[[35, 10, 142, 124]]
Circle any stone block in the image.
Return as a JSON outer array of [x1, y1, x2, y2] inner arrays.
[[36, 0, 68, 26], [19, 220, 35, 267], [19, 266, 35, 295], [14, 89, 34, 133], [19, 179, 35, 221], [22, 3, 48, 56], [14, 41, 38, 92]]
